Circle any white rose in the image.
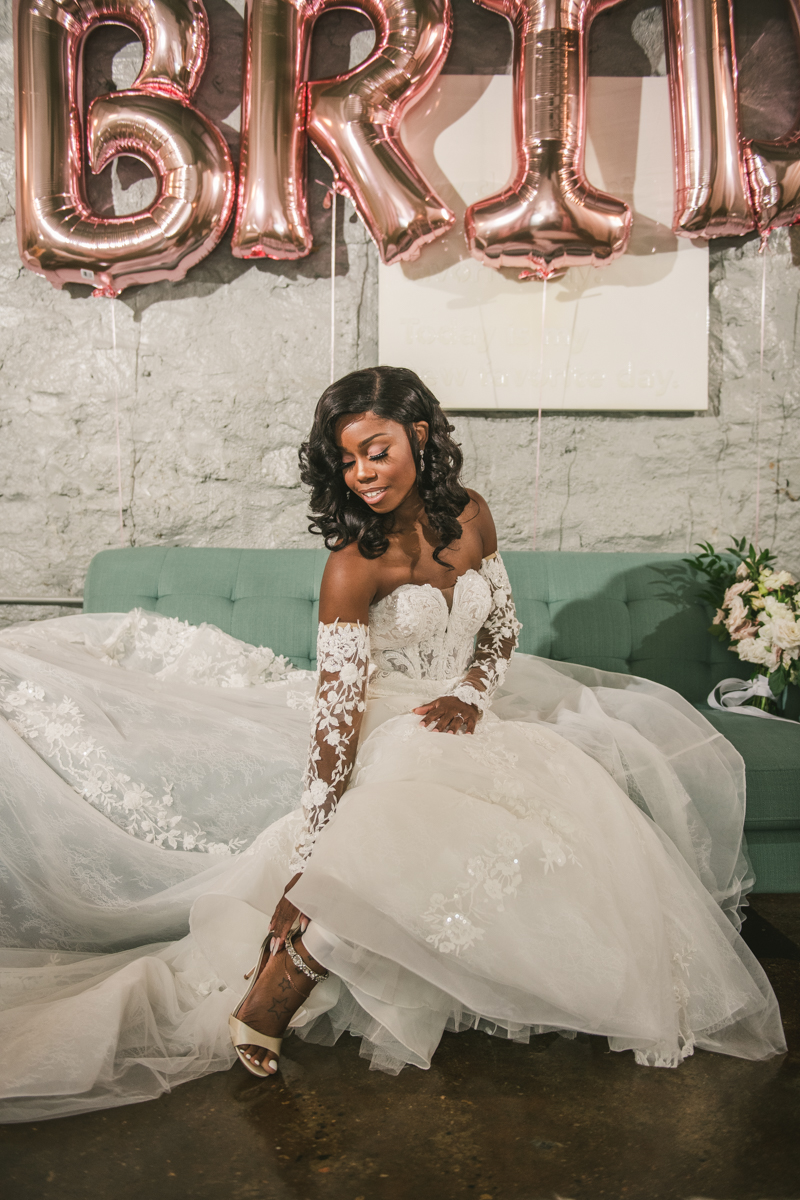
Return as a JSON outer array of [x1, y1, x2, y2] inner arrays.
[[762, 570, 796, 591], [736, 636, 774, 666], [770, 616, 800, 653], [763, 595, 793, 621], [338, 662, 359, 685]]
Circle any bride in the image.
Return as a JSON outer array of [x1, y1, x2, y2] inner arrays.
[[0, 366, 785, 1121]]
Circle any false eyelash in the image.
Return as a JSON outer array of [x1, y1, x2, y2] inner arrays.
[[341, 449, 389, 470]]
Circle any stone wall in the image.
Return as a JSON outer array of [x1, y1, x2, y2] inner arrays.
[[1, 0, 799, 629]]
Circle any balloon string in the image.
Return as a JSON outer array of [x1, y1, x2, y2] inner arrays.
[[532, 278, 547, 551], [754, 242, 768, 550], [330, 188, 336, 385], [109, 300, 125, 546]]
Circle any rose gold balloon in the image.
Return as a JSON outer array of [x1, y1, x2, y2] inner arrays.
[[741, 0, 800, 236], [663, 0, 754, 238], [232, 0, 309, 260], [14, 0, 235, 297], [232, 0, 455, 265], [464, 0, 631, 281]]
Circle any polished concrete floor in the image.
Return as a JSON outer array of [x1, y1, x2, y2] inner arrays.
[[2, 895, 799, 1200]]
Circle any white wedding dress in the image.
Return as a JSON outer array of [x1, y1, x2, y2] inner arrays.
[[0, 556, 785, 1122]]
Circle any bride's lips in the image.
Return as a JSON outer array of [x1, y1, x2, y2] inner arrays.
[[358, 486, 389, 505]]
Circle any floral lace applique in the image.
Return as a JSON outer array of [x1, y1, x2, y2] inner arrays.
[[460, 725, 520, 774], [686, 818, 713, 877], [447, 554, 522, 715], [421, 832, 524, 955], [286, 690, 314, 713], [100, 609, 296, 687], [538, 804, 581, 870], [0, 677, 244, 853], [291, 622, 370, 872], [630, 916, 697, 1068]]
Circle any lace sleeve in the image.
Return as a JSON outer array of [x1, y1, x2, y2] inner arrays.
[[447, 552, 521, 716], [290, 621, 370, 872]]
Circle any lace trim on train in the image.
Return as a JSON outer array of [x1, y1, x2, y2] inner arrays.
[[290, 622, 370, 872], [99, 609, 295, 686], [0, 677, 245, 854]]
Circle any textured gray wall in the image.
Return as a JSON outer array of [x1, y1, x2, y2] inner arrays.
[[1, 0, 799, 629]]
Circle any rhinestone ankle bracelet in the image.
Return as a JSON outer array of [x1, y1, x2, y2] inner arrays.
[[285, 932, 329, 984]]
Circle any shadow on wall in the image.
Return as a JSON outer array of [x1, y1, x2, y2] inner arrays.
[[62, 0, 800, 312], [558, 559, 800, 717], [506, 551, 797, 709]]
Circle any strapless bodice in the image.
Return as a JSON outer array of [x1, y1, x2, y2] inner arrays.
[[368, 569, 492, 683]]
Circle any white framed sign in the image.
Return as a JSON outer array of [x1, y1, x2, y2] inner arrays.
[[379, 76, 709, 412]]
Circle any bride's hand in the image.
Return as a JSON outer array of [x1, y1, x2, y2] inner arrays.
[[413, 696, 480, 734], [269, 873, 309, 955]]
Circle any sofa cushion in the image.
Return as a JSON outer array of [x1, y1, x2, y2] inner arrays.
[[698, 709, 800, 832]]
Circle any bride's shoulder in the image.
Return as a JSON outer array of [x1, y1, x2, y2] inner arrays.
[[461, 489, 498, 558], [319, 544, 378, 624]]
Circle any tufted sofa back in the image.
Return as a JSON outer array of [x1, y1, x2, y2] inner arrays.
[[83, 546, 741, 702], [84, 547, 328, 670]]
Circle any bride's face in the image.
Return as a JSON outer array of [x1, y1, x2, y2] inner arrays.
[[337, 411, 428, 514]]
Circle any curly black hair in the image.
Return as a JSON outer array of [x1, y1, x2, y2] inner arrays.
[[299, 366, 470, 565]]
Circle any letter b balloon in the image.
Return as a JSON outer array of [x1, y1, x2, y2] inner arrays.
[[14, 0, 235, 297]]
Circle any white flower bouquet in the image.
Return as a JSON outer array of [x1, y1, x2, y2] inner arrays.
[[686, 539, 800, 716]]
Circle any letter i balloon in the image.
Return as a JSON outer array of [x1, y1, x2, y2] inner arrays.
[[466, 0, 632, 280]]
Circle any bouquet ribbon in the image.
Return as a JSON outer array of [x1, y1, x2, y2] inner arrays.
[[707, 676, 796, 723]]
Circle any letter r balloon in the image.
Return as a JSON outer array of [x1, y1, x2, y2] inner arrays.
[[465, 0, 632, 280], [232, 0, 455, 265], [14, 0, 235, 296]]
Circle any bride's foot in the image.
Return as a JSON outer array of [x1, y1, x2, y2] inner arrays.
[[235, 935, 327, 1073]]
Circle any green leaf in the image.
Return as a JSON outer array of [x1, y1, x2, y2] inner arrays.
[[769, 666, 787, 697]]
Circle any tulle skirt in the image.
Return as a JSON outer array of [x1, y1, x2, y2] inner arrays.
[[0, 618, 785, 1122]]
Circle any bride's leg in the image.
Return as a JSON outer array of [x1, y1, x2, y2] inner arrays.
[[236, 934, 326, 1072]]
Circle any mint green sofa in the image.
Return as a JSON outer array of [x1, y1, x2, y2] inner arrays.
[[83, 547, 800, 894]]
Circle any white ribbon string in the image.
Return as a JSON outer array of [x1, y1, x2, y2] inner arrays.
[[707, 675, 795, 722], [753, 242, 768, 549], [532, 278, 547, 550], [330, 188, 336, 385], [109, 299, 125, 545]]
